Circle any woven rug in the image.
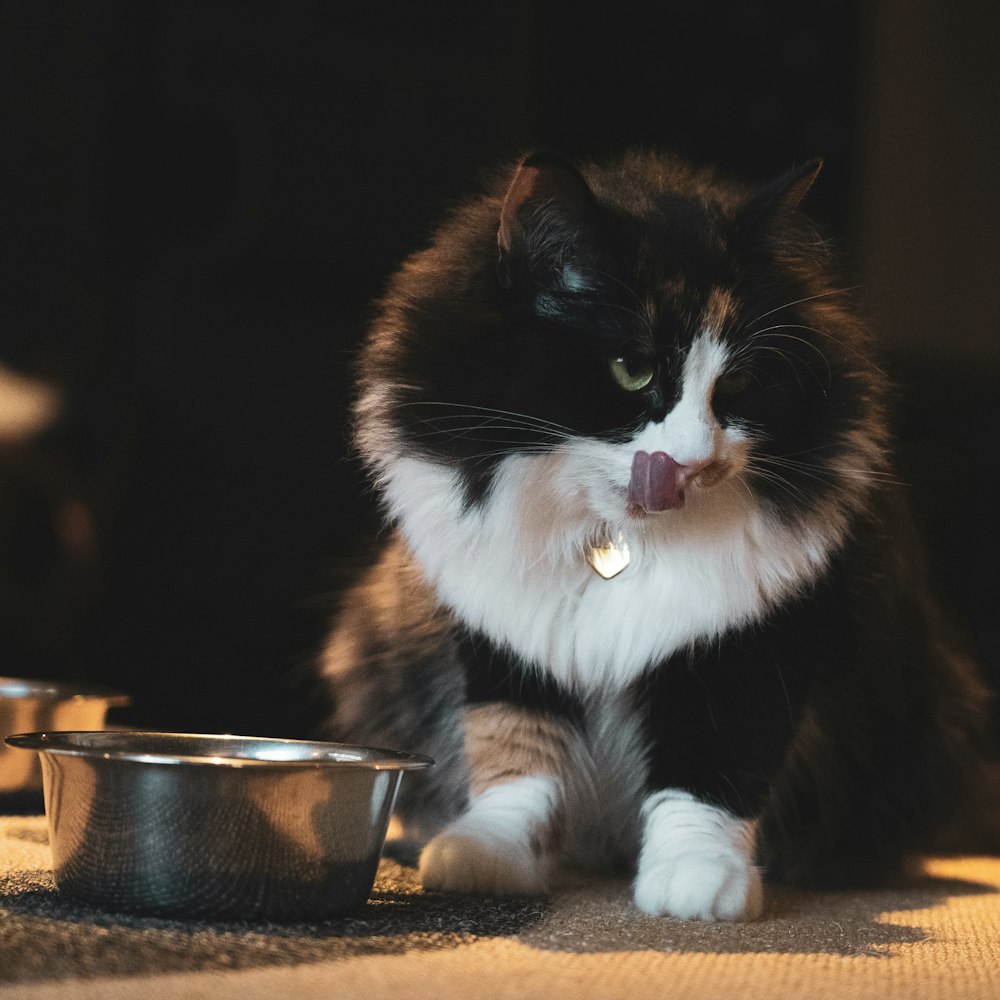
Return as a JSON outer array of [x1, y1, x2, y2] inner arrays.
[[2, 814, 999, 999]]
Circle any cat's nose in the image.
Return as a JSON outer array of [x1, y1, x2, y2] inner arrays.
[[675, 455, 715, 487], [628, 451, 715, 513]]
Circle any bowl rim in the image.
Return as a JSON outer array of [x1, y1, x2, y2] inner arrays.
[[4, 730, 434, 770], [0, 676, 130, 706]]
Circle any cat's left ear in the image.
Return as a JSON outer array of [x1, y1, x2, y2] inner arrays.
[[740, 159, 823, 230], [497, 151, 598, 290]]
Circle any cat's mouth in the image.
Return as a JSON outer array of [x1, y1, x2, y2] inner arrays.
[[625, 450, 723, 515]]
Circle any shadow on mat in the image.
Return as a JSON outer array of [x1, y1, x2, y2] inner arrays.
[[3, 822, 49, 845], [1, 859, 997, 982], [519, 867, 999, 958], [0, 860, 546, 983]]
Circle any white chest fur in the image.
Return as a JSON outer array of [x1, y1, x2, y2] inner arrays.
[[379, 444, 838, 694]]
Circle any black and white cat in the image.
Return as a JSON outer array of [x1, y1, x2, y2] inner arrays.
[[318, 149, 991, 920]]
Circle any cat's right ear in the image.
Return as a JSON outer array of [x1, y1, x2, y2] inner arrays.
[[497, 152, 597, 291], [738, 159, 824, 236]]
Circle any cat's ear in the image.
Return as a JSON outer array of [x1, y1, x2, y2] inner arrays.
[[497, 151, 597, 290], [739, 159, 823, 232]]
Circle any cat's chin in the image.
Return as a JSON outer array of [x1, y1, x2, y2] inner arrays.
[[626, 496, 684, 518]]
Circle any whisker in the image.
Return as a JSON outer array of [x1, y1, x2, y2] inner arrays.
[[749, 457, 878, 503], [739, 330, 833, 388], [756, 454, 905, 487], [409, 433, 566, 448], [743, 319, 887, 380], [571, 265, 647, 312], [395, 401, 578, 435], [736, 287, 860, 336], [731, 344, 811, 394], [743, 466, 815, 507], [575, 298, 652, 328], [564, 264, 657, 341], [731, 474, 756, 503], [451, 446, 566, 462], [399, 419, 567, 443], [404, 416, 571, 437]]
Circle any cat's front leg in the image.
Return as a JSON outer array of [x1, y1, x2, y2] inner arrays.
[[419, 704, 567, 896], [633, 789, 763, 921], [633, 616, 822, 921], [419, 774, 561, 895]]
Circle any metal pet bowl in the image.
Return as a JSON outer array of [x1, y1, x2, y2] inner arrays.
[[5, 731, 433, 921], [0, 677, 129, 796]]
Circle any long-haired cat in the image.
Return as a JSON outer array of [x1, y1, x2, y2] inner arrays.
[[317, 149, 992, 920]]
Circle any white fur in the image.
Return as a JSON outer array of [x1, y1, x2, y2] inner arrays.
[[650, 332, 730, 467], [368, 331, 847, 694], [634, 789, 763, 921], [420, 775, 560, 895]]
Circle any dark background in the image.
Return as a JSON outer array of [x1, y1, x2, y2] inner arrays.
[[2, 1, 998, 737]]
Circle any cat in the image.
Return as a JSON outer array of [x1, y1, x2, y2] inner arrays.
[[316, 148, 993, 920]]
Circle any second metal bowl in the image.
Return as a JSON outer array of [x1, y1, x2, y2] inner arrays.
[[0, 677, 128, 796], [5, 731, 433, 921]]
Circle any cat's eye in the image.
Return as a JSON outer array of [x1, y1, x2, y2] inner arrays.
[[608, 356, 655, 392], [714, 369, 753, 396]]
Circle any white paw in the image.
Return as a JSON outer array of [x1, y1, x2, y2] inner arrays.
[[633, 849, 764, 921], [419, 825, 549, 896], [418, 775, 559, 896], [634, 789, 764, 921]]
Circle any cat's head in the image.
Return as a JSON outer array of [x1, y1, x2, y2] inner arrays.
[[355, 149, 887, 564]]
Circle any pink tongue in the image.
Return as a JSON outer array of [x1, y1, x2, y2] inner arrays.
[[628, 451, 682, 512]]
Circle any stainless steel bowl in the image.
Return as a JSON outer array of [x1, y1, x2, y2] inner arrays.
[[0, 677, 129, 795], [5, 731, 433, 920]]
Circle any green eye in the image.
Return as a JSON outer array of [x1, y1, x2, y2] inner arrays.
[[715, 369, 753, 396], [608, 356, 655, 392]]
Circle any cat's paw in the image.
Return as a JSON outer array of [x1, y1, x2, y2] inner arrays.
[[418, 775, 559, 896], [634, 789, 763, 921], [633, 849, 763, 921], [419, 826, 549, 896]]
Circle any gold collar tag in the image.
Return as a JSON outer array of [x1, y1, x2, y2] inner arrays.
[[586, 533, 630, 579]]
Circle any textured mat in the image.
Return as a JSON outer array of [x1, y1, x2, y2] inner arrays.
[[3, 814, 1000, 999]]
